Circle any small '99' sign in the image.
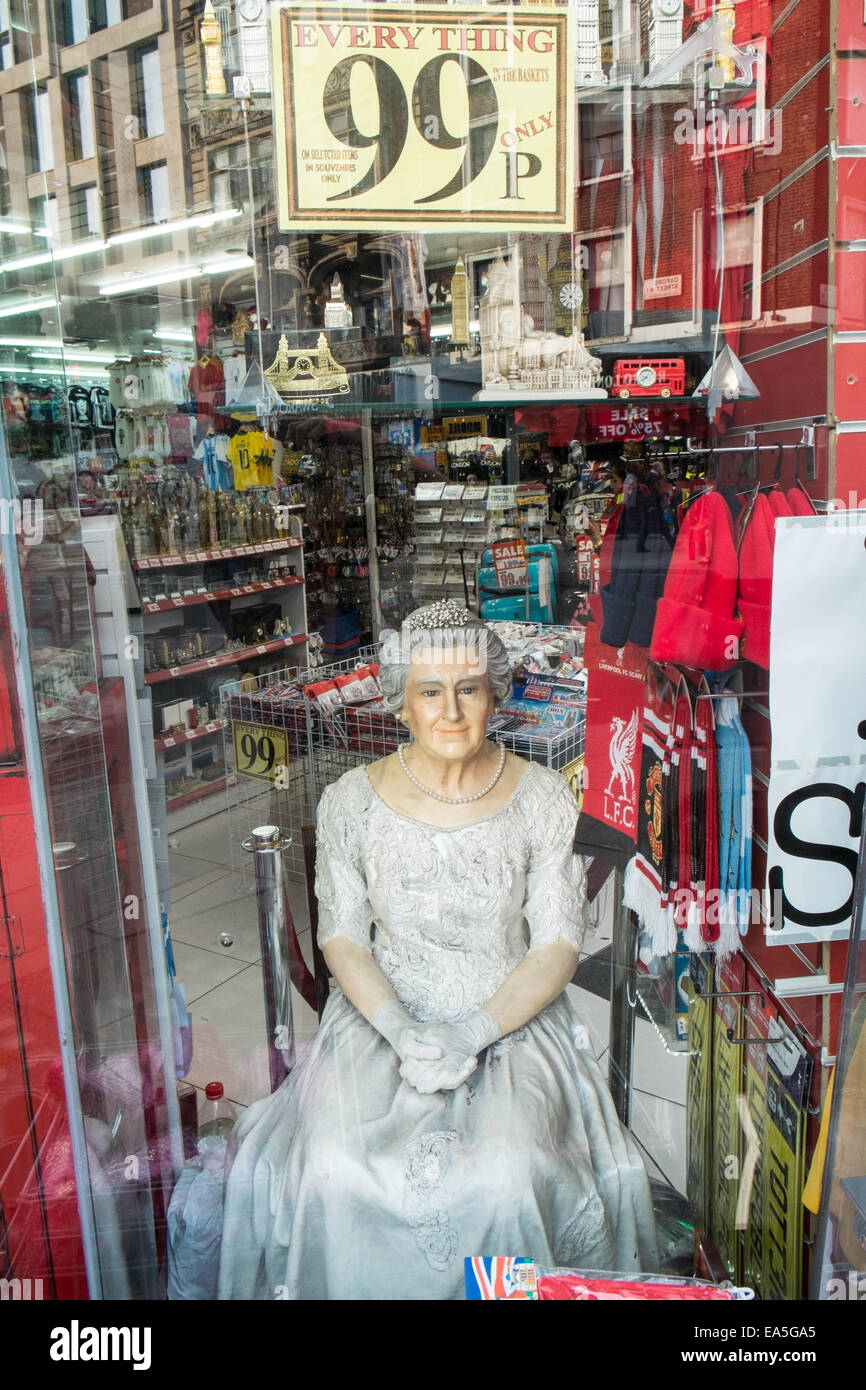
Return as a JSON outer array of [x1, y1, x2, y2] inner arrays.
[[271, 4, 573, 231]]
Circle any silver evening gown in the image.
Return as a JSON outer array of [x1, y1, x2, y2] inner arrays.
[[218, 760, 659, 1299]]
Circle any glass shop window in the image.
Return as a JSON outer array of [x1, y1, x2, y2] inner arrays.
[[66, 70, 96, 161], [131, 43, 164, 139]]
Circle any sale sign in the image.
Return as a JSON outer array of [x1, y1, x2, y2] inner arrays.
[[492, 539, 528, 590], [270, 4, 574, 231]]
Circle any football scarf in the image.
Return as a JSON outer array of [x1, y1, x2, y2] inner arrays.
[[573, 619, 646, 870], [670, 679, 694, 939], [686, 678, 721, 950], [623, 671, 675, 956], [714, 673, 753, 948]]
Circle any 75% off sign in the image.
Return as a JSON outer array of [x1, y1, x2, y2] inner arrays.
[[271, 4, 574, 231]]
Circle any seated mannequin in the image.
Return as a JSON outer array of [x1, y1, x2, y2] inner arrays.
[[218, 602, 658, 1299]]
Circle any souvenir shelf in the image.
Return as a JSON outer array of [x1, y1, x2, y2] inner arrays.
[[128, 512, 309, 823]]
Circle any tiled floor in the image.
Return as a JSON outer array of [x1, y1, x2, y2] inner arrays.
[[167, 805, 688, 1192]]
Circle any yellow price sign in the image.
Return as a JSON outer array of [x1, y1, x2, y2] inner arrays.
[[231, 720, 290, 784], [271, 3, 574, 232], [562, 754, 585, 811]]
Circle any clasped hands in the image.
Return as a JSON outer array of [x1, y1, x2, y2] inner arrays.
[[372, 1001, 502, 1094]]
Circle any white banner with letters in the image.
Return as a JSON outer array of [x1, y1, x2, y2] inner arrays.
[[767, 514, 866, 944]]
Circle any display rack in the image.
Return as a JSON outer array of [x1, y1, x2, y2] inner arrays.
[[133, 537, 303, 569], [144, 632, 307, 684], [412, 482, 492, 605], [131, 512, 308, 822], [142, 574, 304, 614]]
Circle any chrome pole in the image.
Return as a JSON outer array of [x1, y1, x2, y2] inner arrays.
[[242, 824, 294, 1091], [609, 867, 637, 1127]]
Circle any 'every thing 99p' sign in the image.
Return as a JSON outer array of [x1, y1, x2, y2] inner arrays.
[[270, 4, 574, 231]]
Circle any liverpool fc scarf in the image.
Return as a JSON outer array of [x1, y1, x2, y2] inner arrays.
[[573, 619, 646, 869]]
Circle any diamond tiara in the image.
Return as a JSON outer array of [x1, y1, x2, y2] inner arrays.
[[405, 599, 473, 630]]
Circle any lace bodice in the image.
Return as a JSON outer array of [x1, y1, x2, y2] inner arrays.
[[315, 761, 587, 1022]]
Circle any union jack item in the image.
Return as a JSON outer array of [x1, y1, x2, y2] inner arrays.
[[464, 1256, 538, 1300]]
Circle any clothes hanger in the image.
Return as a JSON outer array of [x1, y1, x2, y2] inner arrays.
[[792, 443, 817, 511], [758, 440, 785, 494]]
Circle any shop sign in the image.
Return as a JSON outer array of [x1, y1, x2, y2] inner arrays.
[[491, 539, 528, 590], [767, 516, 866, 943], [270, 4, 574, 232], [442, 414, 487, 440], [576, 534, 594, 585], [231, 719, 290, 783], [592, 405, 668, 440], [387, 419, 414, 448], [487, 484, 516, 510], [644, 275, 682, 301]]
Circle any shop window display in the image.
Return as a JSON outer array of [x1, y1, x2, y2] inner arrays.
[[0, 0, 863, 1324]]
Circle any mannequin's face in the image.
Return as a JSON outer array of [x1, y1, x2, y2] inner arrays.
[[400, 646, 495, 764]]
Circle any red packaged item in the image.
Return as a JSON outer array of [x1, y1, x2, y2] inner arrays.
[[335, 666, 381, 705], [537, 1274, 743, 1301], [302, 679, 343, 714]]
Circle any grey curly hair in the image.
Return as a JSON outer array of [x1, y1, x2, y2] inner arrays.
[[379, 609, 513, 716]]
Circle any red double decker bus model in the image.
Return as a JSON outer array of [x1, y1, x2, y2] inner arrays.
[[612, 358, 686, 398]]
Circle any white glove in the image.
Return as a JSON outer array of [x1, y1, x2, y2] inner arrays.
[[398, 1011, 503, 1095], [371, 999, 443, 1063]]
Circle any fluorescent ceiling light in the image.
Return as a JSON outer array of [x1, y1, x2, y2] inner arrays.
[[0, 237, 107, 275], [0, 335, 64, 348], [154, 327, 192, 341], [30, 348, 116, 363], [0, 219, 50, 237], [0, 362, 109, 378], [98, 255, 253, 296], [0, 211, 242, 273], [0, 296, 57, 318], [107, 208, 242, 247]]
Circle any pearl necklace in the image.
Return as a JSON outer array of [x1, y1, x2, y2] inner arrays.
[[398, 742, 506, 805]]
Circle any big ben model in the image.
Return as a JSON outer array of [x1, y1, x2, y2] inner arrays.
[[323, 273, 353, 331], [547, 237, 587, 334], [648, 0, 684, 71], [450, 256, 470, 348], [574, 0, 607, 85], [237, 0, 271, 93], [201, 0, 227, 96], [478, 254, 521, 383]]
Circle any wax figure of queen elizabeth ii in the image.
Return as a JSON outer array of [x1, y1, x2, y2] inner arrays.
[[218, 601, 658, 1299]]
